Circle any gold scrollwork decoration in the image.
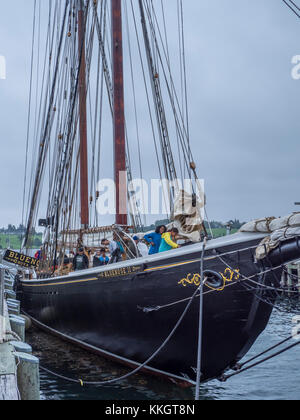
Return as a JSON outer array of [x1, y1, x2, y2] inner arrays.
[[178, 268, 240, 292]]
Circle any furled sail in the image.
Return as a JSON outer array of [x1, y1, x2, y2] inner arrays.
[[240, 213, 300, 259], [170, 181, 205, 242]]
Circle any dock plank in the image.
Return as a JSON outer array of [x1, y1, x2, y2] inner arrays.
[[0, 375, 19, 400], [0, 301, 19, 400]]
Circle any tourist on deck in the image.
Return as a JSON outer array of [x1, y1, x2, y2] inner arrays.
[[144, 225, 167, 255], [93, 249, 109, 267], [159, 228, 180, 253], [116, 239, 125, 260], [73, 248, 89, 271], [101, 238, 123, 264], [123, 236, 139, 259], [34, 247, 43, 261], [133, 236, 149, 258]]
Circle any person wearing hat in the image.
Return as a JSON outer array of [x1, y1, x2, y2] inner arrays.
[[73, 247, 89, 271]]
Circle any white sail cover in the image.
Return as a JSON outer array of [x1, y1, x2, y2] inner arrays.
[[240, 213, 300, 233], [170, 187, 205, 243], [240, 213, 300, 259]]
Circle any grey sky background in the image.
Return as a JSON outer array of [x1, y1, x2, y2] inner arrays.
[[0, 0, 300, 227]]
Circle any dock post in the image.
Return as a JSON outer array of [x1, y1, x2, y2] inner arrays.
[[9, 316, 25, 342], [287, 264, 293, 296], [0, 268, 19, 400], [10, 341, 32, 355], [298, 263, 300, 298], [0, 269, 4, 344], [14, 352, 40, 401], [0, 265, 40, 400], [5, 290, 16, 300]]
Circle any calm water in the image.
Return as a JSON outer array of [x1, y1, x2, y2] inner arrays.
[[26, 300, 300, 401]]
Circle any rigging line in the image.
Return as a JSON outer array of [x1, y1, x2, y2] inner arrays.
[[160, 0, 184, 181], [26, 3, 52, 218], [282, 0, 300, 18], [220, 338, 300, 382], [177, 0, 185, 135], [40, 28, 73, 222], [22, 0, 37, 232], [214, 251, 300, 315], [32, 0, 42, 175], [88, 1, 105, 215], [26, 3, 55, 231], [288, 0, 300, 11], [143, 1, 195, 178], [245, 274, 300, 294], [52, 0, 92, 223], [48, 37, 78, 197], [178, 0, 191, 166], [24, 0, 71, 247], [124, 0, 147, 227], [240, 281, 300, 316], [129, 0, 170, 218], [90, 47, 101, 220], [48, 3, 87, 207], [214, 249, 285, 293], [92, 0, 113, 113], [95, 1, 107, 226], [142, 1, 178, 185], [144, 1, 191, 150], [92, 0, 135, 227], [139, 0, 178, 188]]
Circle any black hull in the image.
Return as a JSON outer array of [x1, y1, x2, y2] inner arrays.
[[19, 234, 298, 385]]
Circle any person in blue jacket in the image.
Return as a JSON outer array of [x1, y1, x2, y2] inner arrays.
[[144, 225, 167, 255]]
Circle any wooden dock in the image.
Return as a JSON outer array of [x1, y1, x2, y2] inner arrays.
[[0, 300, 19, 400], [0, 264, 40, 400], [0, 267, 19, 400]]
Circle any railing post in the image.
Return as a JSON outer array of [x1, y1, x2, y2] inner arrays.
[[0, 267, 5, 344]]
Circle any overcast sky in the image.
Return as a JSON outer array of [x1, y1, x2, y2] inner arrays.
[[0, 0, 300, 227]]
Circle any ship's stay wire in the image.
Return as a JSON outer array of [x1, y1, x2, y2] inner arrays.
[[219, 335, 300, 382], [282, 0, 300, 18], [22, 0, 37, 239]]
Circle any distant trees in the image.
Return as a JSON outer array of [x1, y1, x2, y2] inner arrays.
[[205, 219, 245, 230], [227, 219, 245, 230], [0, 224, 36, 235], [33, 237, 42, 247], [142, 218, 245, 232]]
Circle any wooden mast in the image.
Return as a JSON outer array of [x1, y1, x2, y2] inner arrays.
[[112, 0, 127, 226], [78, 0, 89, 229]]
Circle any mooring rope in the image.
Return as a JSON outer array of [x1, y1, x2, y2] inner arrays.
[[219, 335, 300, 382], [4, 330, 22, 343], [37, 282, 203, 387], [195, 237, 207, 400], [232, 334, 299, 372]]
